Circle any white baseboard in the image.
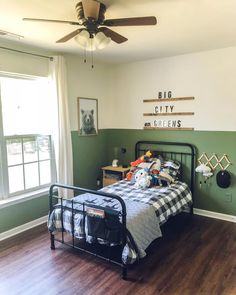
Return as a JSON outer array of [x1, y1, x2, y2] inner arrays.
[[1, 209, 235, 242], [194, 208, 236, 223], [0, 215, 48, 242]]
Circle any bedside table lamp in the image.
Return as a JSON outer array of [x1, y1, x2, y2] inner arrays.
[[112, 146, 119, 167]]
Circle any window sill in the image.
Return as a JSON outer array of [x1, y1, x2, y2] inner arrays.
[[0, 187, 49, 209]]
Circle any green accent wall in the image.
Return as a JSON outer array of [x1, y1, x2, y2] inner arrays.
[[1, 128, 235, 234], [0, 130, 108, 234], [71, 129, 108, 189], [105, 129, 236, 215], [0, 195, 48, 233]]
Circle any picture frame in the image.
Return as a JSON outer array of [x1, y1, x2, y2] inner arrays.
[[77, 97, 98, 136]]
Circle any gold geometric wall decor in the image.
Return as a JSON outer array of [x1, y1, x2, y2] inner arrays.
[[198, 153, 232, 171]]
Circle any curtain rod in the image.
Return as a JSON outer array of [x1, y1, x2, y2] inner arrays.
[[0, 46, 53, 61]]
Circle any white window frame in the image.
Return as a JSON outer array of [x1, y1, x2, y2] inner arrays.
[[0, 73, 57, 201]]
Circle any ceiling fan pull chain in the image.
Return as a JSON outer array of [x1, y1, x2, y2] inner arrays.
[[91, 50, 94, 69], [83, 48, 87, 63]]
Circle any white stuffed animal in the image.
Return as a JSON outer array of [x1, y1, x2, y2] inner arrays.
[[134, 169, 152, 189]]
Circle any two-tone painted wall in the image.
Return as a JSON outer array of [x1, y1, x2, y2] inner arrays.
[[105, 129, 236, 215], [1, 41, 236, 234], [100, 47, 236, 216], [0, 44, 111, 233]]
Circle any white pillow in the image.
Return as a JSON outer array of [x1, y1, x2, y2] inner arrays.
[[137, 159, 162, 171], [137, 162, 153, 169], [150, 159, 162, 171]]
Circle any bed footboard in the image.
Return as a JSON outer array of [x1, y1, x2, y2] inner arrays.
[[48, 183, 128, 279]]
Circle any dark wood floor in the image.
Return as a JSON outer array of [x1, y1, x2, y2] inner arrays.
[[1, 214, 236, 295]]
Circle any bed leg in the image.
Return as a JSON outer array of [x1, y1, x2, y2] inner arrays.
[[190, 204, 194, 215], [50, 233, 55, 250], [122, 265, 127, 280]]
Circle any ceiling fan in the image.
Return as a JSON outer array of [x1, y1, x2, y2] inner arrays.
[[23, 0, 157, 48]]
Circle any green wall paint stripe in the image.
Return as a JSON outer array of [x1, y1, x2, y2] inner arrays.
[[1, 128, 235, 234], [105, 129, 236, 215], [0, 130, 109, 234], [0, 195, 48, 233], [71, 129, 109, 189]]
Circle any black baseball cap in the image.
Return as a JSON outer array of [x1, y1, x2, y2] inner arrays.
[[216, 170, 231, 188]]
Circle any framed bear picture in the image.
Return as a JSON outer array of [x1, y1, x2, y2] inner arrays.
[[78, 97, 98, 136]]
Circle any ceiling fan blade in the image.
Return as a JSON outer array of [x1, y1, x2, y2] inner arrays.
[[23, 18, 81, 26], [56, 29, 83, 43], [104, 16, 157, 27], [82, 0, 100, 20], [99, 27, 127, 44]]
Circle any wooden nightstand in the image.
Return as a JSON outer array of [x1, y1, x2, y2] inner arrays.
[[102, 166, 130, 187]]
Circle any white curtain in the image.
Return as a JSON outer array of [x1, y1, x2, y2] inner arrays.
[[49, 56, 73, 198]]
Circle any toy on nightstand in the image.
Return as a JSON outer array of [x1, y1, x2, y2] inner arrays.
[[112, 159, 119, 167]]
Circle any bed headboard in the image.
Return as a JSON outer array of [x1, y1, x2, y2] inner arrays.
[[135, 141, 196, 197]]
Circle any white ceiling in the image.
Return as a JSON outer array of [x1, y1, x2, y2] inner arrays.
[[1, 0, 236, 63]]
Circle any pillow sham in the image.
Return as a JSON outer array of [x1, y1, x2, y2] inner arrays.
[[137, 158, 162, 171], [162, 159, 181, 180]]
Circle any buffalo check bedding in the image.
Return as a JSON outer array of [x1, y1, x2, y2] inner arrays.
[[48, 180, 192, 264]]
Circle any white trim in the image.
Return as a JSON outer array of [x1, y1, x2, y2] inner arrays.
[[0, 215, 47, 241], [1, 208, 235, 242], [0, 71, 47, 80], [194, 208, 236, 223], [0, 187, 49, 209]]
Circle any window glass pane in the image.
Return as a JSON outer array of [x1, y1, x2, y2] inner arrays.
[[40, 160, 51, 185], [1, 77, 56, 136], [0, 76, 57, 197], [38, 136, 50, 160], [23, 137, 38, 163], [8, 165, 24, 193], [25, 163, 39, 189], [6, 139, 22, 166]]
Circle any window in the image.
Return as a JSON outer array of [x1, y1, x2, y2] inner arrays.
[[0, 75, 57, 200]]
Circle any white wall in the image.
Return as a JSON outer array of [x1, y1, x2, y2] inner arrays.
[[0, 41, 113, 131], [2, 40, 236, 132], [108, 46, 236, 131], [65, 54, 113, 131]]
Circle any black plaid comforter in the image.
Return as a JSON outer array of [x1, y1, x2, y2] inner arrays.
[[100, 180, 192, 225], [48, 180, 192, 264]]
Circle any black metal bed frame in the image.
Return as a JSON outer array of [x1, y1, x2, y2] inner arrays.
[[49, 141, 196, 280], [49, 184, 128, 278], [135, 141, 196, 212]]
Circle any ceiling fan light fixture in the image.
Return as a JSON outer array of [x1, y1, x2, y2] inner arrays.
[[81, 0, 100, 21], [23, 1, 157, 48], [94, 31, 111, 50], [74, 29, 90, 48], [74, 29, 111, 51], [87, 37, 96, 51]]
